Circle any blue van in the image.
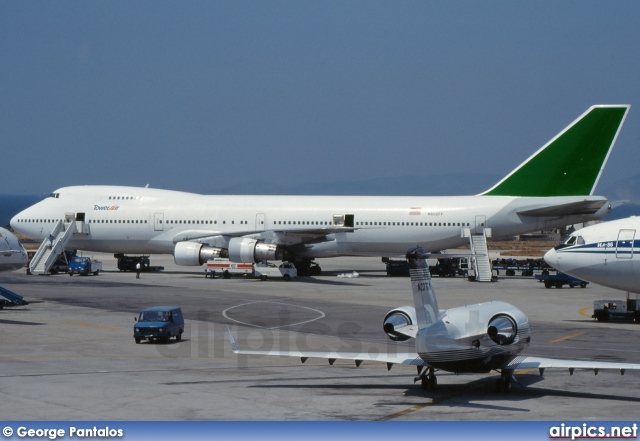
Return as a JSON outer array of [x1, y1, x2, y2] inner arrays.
[[134, 306, 184, 344]]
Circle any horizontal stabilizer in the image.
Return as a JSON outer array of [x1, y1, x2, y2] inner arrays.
[[391, 324, 419, 339], [517, 199, 607, 217]]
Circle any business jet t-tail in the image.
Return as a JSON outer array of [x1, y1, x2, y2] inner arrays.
[[10, 105, 629, 274], [544, 216, 640, 293], [228, 247, 640, 392]]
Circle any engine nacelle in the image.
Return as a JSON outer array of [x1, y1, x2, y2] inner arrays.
[[174, 242, 224, 266], [487, 314, 517, 345], [382, 306, 417, 342], [228, 237, 284, 263]]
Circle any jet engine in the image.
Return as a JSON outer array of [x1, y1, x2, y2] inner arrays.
[[382, 306, 416, 342], [174, 242, 225, 266], [228, 237, 284, 263], [487, 314, 517, 345]]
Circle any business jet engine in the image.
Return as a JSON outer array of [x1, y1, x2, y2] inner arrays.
[[382, 306, 416, 342], [174, 242, 225, 266], [228, 237, 284, 263], [487, 314, 517, 345]]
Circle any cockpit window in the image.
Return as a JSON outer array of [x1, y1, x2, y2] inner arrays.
[[576, 236, 585, 245], [565, 236, 576, 245], [48, 193, 60, 198]]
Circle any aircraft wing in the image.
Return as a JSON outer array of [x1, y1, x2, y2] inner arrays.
[[517, 199, 608, 217], [226, 326, 425, 368], [174, 226, 357, 246], [508, 355, 640, 374]]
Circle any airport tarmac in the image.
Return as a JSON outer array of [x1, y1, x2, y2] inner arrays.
[[1, 253, 640, 421]]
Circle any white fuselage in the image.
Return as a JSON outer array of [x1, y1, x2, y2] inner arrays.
[[11, 185, 610, 261], [417, 301, 530, 373], [0, 227, 29, 272], [545, 216, 640, 294]]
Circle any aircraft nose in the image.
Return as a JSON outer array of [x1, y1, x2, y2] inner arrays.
[[9, 213, 19, 231], [544, 248, 559, 269], [10, 209, 28, 234]]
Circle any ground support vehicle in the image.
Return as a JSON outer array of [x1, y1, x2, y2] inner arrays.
[[134, 306, 184, 343], [68, 256, 102, 276], [535, 272, 588, 288], [115, 254, 164, 272], [383, 257, 464, 277], [206, 258, 254, 279], [254, 262, 297, 281], [27, 250, 75, 275], [382, 258, 410, 276], [492, 258, 551, 276], [593, 295, 640, 322]]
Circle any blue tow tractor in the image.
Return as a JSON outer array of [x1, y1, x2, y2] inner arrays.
[[535, 272, 588, 289]]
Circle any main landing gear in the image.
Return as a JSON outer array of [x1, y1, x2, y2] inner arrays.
[[495, 369, 515, 393], [294, 259, 322, 276], [415, 366, 437, 391], [415, 366, 519, 393]]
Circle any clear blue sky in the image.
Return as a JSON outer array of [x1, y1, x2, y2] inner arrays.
[[2, 1, 639, 195]]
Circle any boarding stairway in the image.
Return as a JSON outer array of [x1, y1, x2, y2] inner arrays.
[[29, 219, 77, 275], [0, 285, 29, 307], [462, 227, 494, 282]]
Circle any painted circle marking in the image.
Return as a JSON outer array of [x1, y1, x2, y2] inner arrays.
[[222, 300, 325, 330]]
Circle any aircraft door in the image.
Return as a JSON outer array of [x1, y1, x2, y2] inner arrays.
[[474, 215, 487, 234], [255, 213, 266, 230], [616, 229, 635, 259], [154, 213, 164, 232]]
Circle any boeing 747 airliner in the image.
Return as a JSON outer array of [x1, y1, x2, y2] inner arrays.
[[11, 105, 630, 274]]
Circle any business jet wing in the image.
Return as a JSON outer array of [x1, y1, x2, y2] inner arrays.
[[226, 326, 425, 368], [508, 355, 640, 374], [516, 199, 608, 217]]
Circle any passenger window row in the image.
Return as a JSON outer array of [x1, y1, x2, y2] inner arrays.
[[108, 196, 139, 200], [356, 221, 471, 227]]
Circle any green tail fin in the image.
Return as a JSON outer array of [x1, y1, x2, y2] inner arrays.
[[481, 105, 629, 197]]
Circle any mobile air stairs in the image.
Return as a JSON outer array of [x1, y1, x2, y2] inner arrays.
[[0, 286, 29, 307], [28, 215, 79, 275], [461, 227, 494, 282]]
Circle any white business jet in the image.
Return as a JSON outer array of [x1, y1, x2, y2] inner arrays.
[[0, 227, 28, 272], [10, 105, 629, 274], [544, 216, 640, 293], [0, 227, 29, 307], [228, 247, 640, 392]]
